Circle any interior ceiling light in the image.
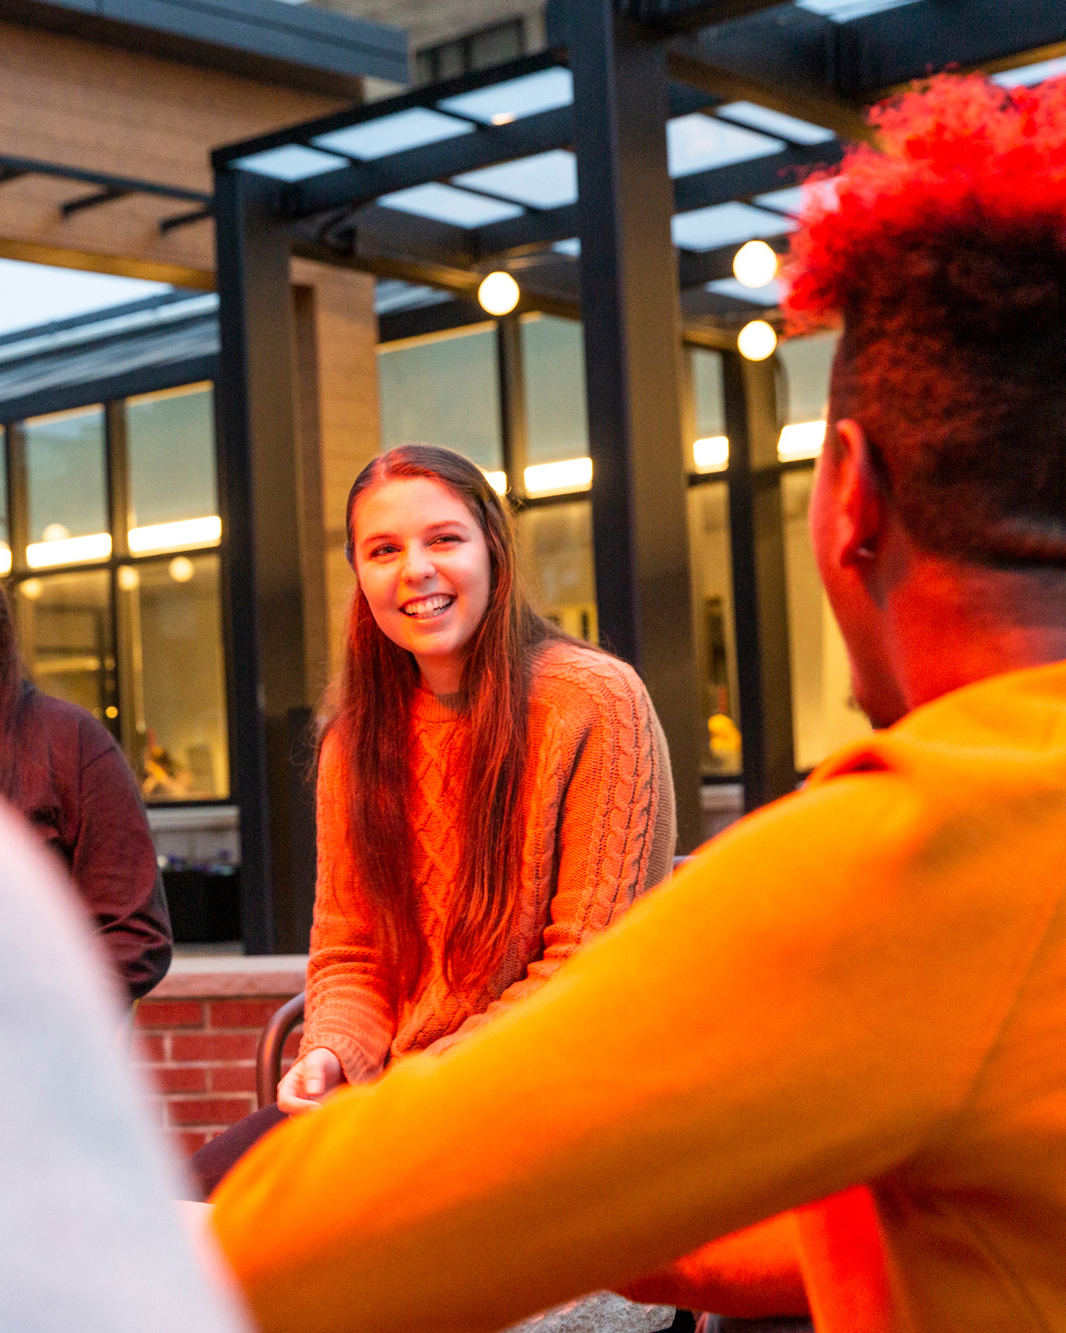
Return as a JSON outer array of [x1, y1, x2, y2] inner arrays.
[[26, 532, 112, 569], [0, 544, 10, 577], [19, 578, 42, 600], [478, 272, 520, 316], [733, 240, 779, 288], [778, 421, 827, 461], [128, 516, 221, 555], [168, 556, 196, 584], [116, 565, 140, 591], [737, 320, 778, 361], [524, 457, 592, 496], [483, 470, 508, 495], [693, 436, 729, 472]]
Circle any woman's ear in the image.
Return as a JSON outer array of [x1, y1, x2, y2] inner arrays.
[[834, 419, 888, 568]]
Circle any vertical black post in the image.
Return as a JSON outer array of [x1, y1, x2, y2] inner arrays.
[[496, 314, 529, 503], [5, 422, 28, 579], [567, 0, 702, 851], [214, 167, 309, 954], [723, 351, 795, 811]]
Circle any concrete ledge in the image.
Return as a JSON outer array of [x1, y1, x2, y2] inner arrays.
[[155, 954, 307, 998]]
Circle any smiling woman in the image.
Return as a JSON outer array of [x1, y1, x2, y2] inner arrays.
[[189, 444, 677, 1196]]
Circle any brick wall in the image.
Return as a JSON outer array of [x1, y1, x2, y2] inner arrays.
[[132, 957, 308, 1160]]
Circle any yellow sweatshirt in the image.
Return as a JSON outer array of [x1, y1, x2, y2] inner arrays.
[[212, 661, 1066, 1333]]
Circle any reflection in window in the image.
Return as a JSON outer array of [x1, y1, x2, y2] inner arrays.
[[127, 384, 217, 529], [689, 347, 727, 473], [782, 468, 870, 770], [18, 569, 115, 727], [25, 407, 108, 549], [521, 314, 588, 465], [125, 554, 229, 802], [687, 484, 741, 775], [778, 331, 840, 425], [378, 327, 502, 470], [0, 429, 8, 575], [516, 502, 597, 643]]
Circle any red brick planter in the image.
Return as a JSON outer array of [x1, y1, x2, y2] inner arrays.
[[133, 956, 307, 1159]]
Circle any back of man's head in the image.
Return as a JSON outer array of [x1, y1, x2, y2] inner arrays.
[[785, 75, 1066, 569]]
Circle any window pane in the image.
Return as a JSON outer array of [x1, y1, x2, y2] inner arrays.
[[378, 327, 502, 470], [687, 483, 741, 776], [129, 554, 230, 802], [782, 467, 871, 770], [521, 314, 589, 464], [688, 346, 727, 473], [516, 501, 597, 642], [17, 569, 115, 726], [778, 331, 839, 424], [25, 406, 107, 543], [127, 384, 217, 529]]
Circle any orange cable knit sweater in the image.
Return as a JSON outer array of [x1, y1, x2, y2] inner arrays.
[[300, 638, 677, 1083]]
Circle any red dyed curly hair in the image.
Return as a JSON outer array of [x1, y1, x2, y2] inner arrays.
[[784, 74, 1066, 566]]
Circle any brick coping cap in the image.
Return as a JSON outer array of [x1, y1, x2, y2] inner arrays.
[[152, 954, 308, 998]]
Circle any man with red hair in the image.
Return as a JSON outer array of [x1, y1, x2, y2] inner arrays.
[[211, 75, 1066, 1333]]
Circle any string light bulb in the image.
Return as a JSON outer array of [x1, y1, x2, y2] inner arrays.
[[477, 271, 520, 316], [732, 240, 779, 288], [737, 319, 778, 361]]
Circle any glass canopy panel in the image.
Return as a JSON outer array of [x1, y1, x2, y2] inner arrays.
[[796, 0, 919, 17], [672, 202, 796, 251], [312, 107, 474, 159], [707, 277, 784, 306], [374, 280, 453, 315], [715, 102, 835, 146], [666, 113, 782, 178], [993, 56, 1066, 87], [438, 67, 574, 125], [453, 150, 578, 209], [752, 186, 807, 217], [379, 182, 524, 227], [232, 145, 348, 181]]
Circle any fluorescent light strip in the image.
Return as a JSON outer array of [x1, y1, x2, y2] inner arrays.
[[27, 532, 112, 569], [0, 545, 9, 576], [524, 457, 592, 496], [128, 516, 221, 554], [694, 436, 729, 472], [778, 420, 826, 461], [483, 470, 507, 496]]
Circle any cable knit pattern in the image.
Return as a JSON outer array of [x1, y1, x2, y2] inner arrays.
[[301, 639, 676, 1083]]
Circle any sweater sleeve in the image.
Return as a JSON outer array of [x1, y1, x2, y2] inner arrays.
[[426, 657, 676, 1052], [71, 716, 172, 1003], [300, 730, 397, 1084]]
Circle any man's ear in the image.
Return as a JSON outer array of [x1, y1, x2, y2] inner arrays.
[[833, 419, 887, 568]]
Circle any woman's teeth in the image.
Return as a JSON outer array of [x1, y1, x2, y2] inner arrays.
[[402, 594, 455, 619]]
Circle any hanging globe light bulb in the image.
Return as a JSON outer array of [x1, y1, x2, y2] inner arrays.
[[732, 240, 779, 288], [737, 320, 778, 361], [477, 271, 520, 316]]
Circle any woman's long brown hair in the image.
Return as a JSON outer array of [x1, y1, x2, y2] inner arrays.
[[331, 445, 571, 999]]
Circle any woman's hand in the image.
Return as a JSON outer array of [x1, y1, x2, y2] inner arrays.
[[276, 1047, 344, 1114]]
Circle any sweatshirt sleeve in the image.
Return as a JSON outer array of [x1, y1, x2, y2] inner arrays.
[[426, 658, 677, 1052], [72, 717, 172, 1003], [619, 1211, 808, 1318], [211, 764, 1057, 1333], [300, 730, 397, 1084]]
